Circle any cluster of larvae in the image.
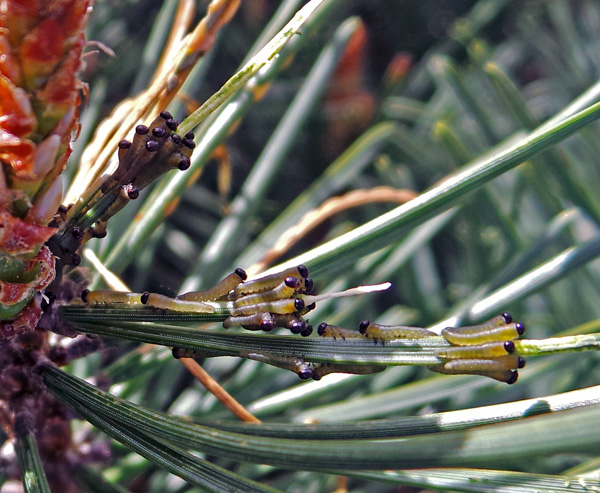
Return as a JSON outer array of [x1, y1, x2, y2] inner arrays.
[[81, 265, 316, 335], [82, 265, 388, 380], [82, 266, 525, 383], [430, 313, 526, 384], [317, 313, 525, 384], [48, 111, 195, 266], [230, 353, 386, 381], [222, 265, 315, 334]]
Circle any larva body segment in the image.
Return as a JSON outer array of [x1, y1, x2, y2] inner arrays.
[[233, 276, 300, 308], [230, 298, 305, 316], [105, 124, 149, 189], [242, 351, 313, 380], [116, 124, 157, 185], [435, 340, 515, 359], [178, 268, 247, 302], [223, 312, 275, 331], [233, 265, 309, 296], [480, 312, 513, 326], [441, 321, 525, 346], [358, 321, 436, 341], [117, 139, 131, 162], [317, 323, 364, 340], [271, 313, 307, 333], [82, 290, 145, 305], [96, 184, 139, 224], [118, 148, 160, 189], [428, 355, 524, 384], [428, 363, 519, 384], [141, 292, 215, 313], [311, 363, 386, 380], [440, 355, 525, 372]]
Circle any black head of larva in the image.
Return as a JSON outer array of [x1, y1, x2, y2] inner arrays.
[[160, 110, 173, 120], [285, 276, 300, 288], [294, 298, 305, 311], [136, 124, 149, 135], [506, 371, 518, 385], [290, 320, 306, 332], [261, 319, 275, 332], [301, 325, 313, 337], [81, 289, 90, 303], [517, 357, 526, 369], [317, 322, 327, 336], [166, 119, 178, 131], [358, 320, 370, 334], [118, 139, 131, 149], [501, 312, 513, 324], [234, 268, 248, 280], [71, 226, 83, 239], [145, 140, 160, 152], [185, 131, 195, 140], [126, 184, 139, 200], [515, 322, 525, 336], [182, 138, 195, 149], [171, 134, 182, 145], [303, 278, 314, 294], [152, 126, 167, 138], [504, 341, 515, 353], [298, 368, 312, 380], [290, 323, 303, 334], [297, 265, 309, 278], [178, 158, 191, 170], [140, 292, 150, 304], [311, 372, 322, 381]]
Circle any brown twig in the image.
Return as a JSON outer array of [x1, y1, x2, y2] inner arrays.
[[249, 186, 418, 275], [179, 357, 261, 423], [333, 475, 348, 493]]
